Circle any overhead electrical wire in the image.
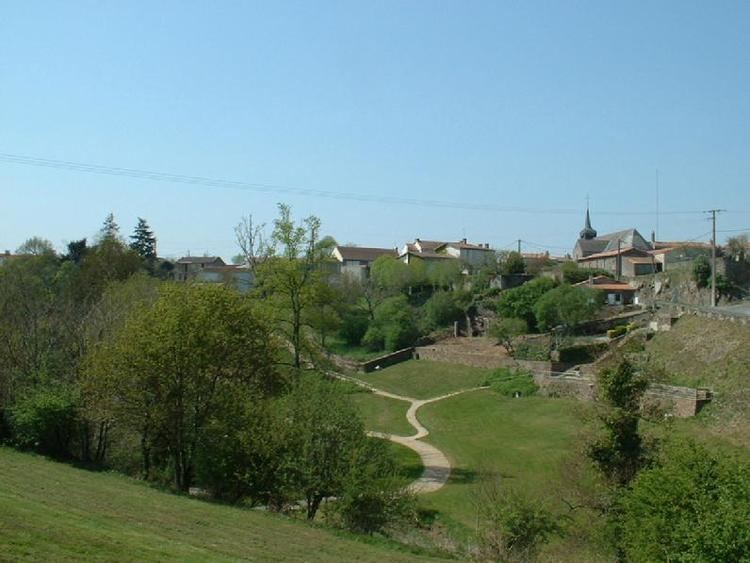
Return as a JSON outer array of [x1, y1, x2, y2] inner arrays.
[[0, 152, 713, 217]]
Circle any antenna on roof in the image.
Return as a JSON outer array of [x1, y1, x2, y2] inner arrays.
[[655, 169, 660, 241]]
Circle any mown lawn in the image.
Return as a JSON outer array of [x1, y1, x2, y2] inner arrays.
[[0, 448, 442, 562], [417, 391, 586, 530], [348, 390, 414, 436], [359, 360, 493, 399]]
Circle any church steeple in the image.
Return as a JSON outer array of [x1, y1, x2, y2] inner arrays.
[[579, 206, 597, 240]]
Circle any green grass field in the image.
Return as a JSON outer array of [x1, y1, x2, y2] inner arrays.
[[385, 441, 424, 482], [0, 448, 442, 562], [359, 360, 493, 399], [348, 390, 414, 436], [417, 391, 586, 529]]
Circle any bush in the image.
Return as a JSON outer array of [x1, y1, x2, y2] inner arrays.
[[533, 284, 599, 333], [693, 255, 711, 288], [422, 291, 464, 331], [557, 342, 609, 363], [10, 384, 81, 459], [513, 341, 551, 361], [363, 296, 419, 352], [619, 441, 750, 562], [607, 325, 628, 339], [338, 309, 370, 346], [489, 317, 528, 357], [496, 277, 557, 331], [475, 479, 560, 562], [485, 368, 539, 397]]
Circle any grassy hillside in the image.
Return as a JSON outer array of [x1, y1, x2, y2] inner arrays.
[[0, 448, 442, 562], [643, 315, 750, 447], [359, 360, 492, 399], [348, 390, 414, 435]]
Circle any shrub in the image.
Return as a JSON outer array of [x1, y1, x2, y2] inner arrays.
[[513, 342, 551, 361], [496, 277, 557, 331], [422, 291, 464, 331], [607, 325, 628, 339], [363, 296, 419, 352], [533, 284, 599, 333], [339, 309, 370, 346], [557, 342, 609, 363], [485, 368, 539, 397], [692, 255, 711, 288], [489, 317, 528, 357], [10, 384, 81, 459]]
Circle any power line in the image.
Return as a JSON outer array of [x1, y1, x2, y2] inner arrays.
[[0, 152, 710, 217]]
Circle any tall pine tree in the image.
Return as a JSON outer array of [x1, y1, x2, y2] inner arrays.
[[100, 213, 121, 243], [129, 217, 157, 260]]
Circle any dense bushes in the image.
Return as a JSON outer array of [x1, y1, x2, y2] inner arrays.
[[421, 290, 465, 331], [363, 296, 419, 352], [557, 342, 609, 363], [496, 277, 557, 331], [533, 284, 599, 332]]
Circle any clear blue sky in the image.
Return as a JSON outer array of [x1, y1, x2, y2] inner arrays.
[[2, 1, 749, 259]]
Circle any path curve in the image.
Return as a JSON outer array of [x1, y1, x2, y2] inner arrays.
[[333, 372, 486, 494]]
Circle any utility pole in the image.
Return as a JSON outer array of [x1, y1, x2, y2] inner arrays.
[[705, 209, 726, 307], [616, 238, 622, 281]]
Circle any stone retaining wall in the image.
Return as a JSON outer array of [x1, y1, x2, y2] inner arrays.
[[359, 347, 415, 373]]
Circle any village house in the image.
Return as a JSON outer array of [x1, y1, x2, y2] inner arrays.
[[174, 256, 226, 282], [331, 245, 398, 281], [574, 275, 638, 306], [399, 238, 495, 270]]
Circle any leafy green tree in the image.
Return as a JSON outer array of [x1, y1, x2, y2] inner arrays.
[[474, 477, 560, 562], [496, 277, 556, 331], [16, 236, 56, 256], [489, 317, 528, 357], [500, 251, 526, 275], [82, 284, 280, 491], [422, 290, 464, 331], [363, 295, 419, 352], [588, 360, 650, 487], [62, 238, 88, 264], [692, 255, 711, 288], [338, 308, 370, 346], [619, 441, 750, 562], [370, 256, 412, 294], [428, 259, 463, 289], [275, 375, 368, 519], [254, 204, 334, 369], [129, 217, 157, 261], [9, 384, 81, 459], [330, 438, 415, 534], [533, 284, 599, 333]]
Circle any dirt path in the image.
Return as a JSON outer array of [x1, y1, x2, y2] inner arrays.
[[334, 372, 486, 494]]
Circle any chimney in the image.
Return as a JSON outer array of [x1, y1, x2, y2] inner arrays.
[[461, 238, 467, 244]]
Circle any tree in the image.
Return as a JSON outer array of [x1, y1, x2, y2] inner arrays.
[[500, 251, 526, 275], [428, 259, 463, 290], [489, 317, 528, 357], [370, 256, 412, 295], [422, 290, 464, 331], [62, 239, 88, 264], [129, 217, 157, 261], [82, 284, 280, 491], [474, 476, 560, 562], [587, 359, 650, 487], [692, 255, 711, 288], [725, 234, 749, 262], [16, 236, 56, 256], [254, 204, 334, 369], [363, 295, 419, 352], [619, 441, 750, 562], [234, 214, 269, 274], [275, 375, 368, 519], [533, 284, 599, 333], [99, 213, 121, 243], [496, 277, 556, 331]]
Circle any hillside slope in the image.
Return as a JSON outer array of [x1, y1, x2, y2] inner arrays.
[[644, 315, 750, 447], [0, 448, 440, 562]]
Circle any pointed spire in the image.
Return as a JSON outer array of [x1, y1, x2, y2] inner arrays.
[[580, 204, 597, 240]]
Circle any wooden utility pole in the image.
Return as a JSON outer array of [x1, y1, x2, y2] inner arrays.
[[705, 209, 726, 307]]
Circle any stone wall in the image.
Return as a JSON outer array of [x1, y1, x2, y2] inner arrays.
[[533, 373, 710, 417], [359, 347, 415, 373]]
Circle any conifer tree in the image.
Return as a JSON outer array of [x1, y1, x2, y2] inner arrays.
[[129, 217, 157, 260], [99, 213, 121, 243]]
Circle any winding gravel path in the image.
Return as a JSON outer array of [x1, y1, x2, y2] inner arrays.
[[334, 372, 486, 494]]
